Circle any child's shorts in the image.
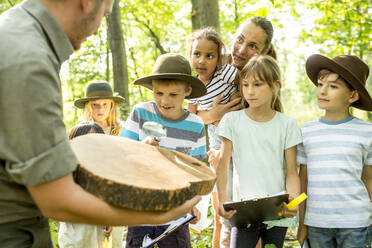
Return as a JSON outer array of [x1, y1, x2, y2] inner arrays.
[[126, 224, 191, 248]]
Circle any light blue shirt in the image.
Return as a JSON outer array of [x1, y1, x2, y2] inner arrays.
[[218, 110, 302, 226], [297, 116, 372, 228]]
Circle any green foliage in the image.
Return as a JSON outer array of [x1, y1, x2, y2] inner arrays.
[[298, 0, 371, 58], [265, 244, 277, 248], [2, 1, 372, 246], [49, 220, 59, 247]]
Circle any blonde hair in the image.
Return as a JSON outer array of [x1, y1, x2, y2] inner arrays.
[[83, 99, 122, 136], [240, 55, 283, 112]]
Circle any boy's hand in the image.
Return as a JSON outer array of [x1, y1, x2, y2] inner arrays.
[[207, 149, 221, 169], [297, 223, 308, 245], [218, 202, 236, 219], [190, 206, 201, 224], [142, 137, 160, 146]]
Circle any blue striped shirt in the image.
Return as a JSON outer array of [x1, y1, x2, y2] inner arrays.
[[297, 116, 372, 228], [120, 101, 207, 160]]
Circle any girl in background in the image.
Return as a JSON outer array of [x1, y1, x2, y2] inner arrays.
[[59, 80, 125, 248], [217, 55, 301, 248], [59, 122, 122, 248], [74, 80, 124, 135], [186, 27, 241, 248]]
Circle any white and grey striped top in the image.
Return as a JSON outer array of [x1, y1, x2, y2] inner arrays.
[[297, 116, 372, 228], [186, 64, 238, 110]]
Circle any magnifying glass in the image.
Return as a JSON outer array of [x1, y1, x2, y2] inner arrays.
[[142, 121, 167, 141]]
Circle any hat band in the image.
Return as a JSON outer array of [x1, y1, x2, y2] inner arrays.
[[86, 90, 113, 97]]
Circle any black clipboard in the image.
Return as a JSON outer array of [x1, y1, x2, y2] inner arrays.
[[141, 214, 195, 248], [223, 193, 289, 227]]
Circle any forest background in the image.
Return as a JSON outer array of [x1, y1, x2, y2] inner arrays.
[[1, 0, 371, 247]]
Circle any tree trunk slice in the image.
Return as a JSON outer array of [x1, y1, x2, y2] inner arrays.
[[70, 133, 216, 211]]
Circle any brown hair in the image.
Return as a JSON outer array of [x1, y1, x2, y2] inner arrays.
[[187, 27, 225, 69], [249, 17, 274, 50], [83, 99, 122, 136], [317, 69, 354, 90], [152, 79, 191, 91], [240, 55, 283, 112]]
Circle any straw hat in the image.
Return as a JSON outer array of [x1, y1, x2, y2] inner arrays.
[[134, 53, 206, 99], [306, 54, 372, 111], [74, 81, 125, 109]]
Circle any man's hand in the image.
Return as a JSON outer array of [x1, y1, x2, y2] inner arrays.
[[190, 206, 201, 224], [160, 196, 201, 224]]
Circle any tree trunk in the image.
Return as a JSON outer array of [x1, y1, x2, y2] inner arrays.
[[106, 0, 130, 107], [191, 0, 201, 31], [200, 0, 220, 31]]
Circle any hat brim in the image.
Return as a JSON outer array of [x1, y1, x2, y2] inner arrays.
[[134, 73, 206, 99], [306, 54, 372, 111], [74, 96, 125, 109]]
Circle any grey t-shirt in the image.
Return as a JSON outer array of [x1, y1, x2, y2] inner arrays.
[[0, 0, 77, 224]]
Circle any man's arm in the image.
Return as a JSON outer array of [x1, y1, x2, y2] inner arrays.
[[362, 165, 372, 201], [27, 173, 200, 226]]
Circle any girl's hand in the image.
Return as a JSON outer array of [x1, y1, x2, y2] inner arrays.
[[142, 137, 160, 146], [190, 206, 201, 224], [280, 197, 298, 218], [207, 149, 221, 169], [218, 202, 236, 219], [297, 223, 308, 245], [102, 226, 112, 237]]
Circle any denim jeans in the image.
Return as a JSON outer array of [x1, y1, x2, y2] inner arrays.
[[230, 223, 287, 248], [307, 225, 372, 248]]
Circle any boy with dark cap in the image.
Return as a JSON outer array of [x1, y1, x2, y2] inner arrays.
[[120, 53, 208, 248], [297, 54, 372, 248]]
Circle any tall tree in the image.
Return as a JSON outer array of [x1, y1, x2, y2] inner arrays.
[[191, 0, 201, 31], [200, 0, 220, 30], [191, 0, 220, 31], [107, 0, 130, 108]]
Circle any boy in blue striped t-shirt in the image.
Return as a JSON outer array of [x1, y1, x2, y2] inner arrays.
[[297, 54, 372, 248], [120, 54, 208, 248]]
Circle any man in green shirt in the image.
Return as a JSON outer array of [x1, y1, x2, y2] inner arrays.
[[0, 0, 200, 247]]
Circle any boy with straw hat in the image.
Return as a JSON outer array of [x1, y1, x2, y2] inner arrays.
[[120, 53, 207, 248], [297, 54, 372, 248]]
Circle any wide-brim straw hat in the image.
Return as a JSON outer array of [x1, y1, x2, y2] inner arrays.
[[306, 54, 372, 111], [134, 53, 206, 99], [74, 81, 125, 109]]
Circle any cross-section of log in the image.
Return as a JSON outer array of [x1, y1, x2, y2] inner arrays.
[[70, 133, 216, 211]]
